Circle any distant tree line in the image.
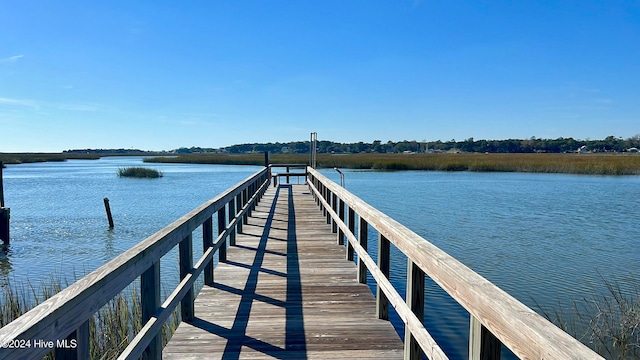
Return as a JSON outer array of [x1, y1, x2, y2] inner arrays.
[[62, 135, 640, 155], [214, 135, 640, 154]]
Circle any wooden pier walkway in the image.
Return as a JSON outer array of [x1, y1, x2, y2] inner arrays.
[[163, 184, 403, 359]]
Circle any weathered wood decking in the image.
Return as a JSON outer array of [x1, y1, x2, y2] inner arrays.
[[163, 184, 404, 359]]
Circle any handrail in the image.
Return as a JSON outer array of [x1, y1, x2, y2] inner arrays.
[[306, 167, 603, 360], [269, 163, 308, 185], [0, 167, 271, 360]]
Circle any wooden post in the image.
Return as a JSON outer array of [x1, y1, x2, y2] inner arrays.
[[228, 198, 236, 246], [141, 262, 161, 360], [236, 193, 243, 233], [347, 207, 355, 260], [326, 189, 332, 225], [377, 233, 390, 320], [103, 198, 114, 228], [179, 234, 194, 322], [286, 166, 290, 184], [54, 320, 89, 360], [218, 207, 227, 263], [404, 259, 425, 360], [203, 217, 214, 285], [0, 161, 4, 208], [1, 163, 9, 245], [469, 315, 502, 360], [338, 199, 345, 245], [0, 208, 8, 246], [264, 151, 269, 167], [331, 193, 338, 233], [358, 217, 368, 284], [242, 188, 248, 225]]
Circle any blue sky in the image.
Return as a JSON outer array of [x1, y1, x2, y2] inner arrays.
[[1, 1, 639, 152]]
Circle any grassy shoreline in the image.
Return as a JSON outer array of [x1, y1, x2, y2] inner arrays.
[[0, 275, 179, 359], [144, 153, 640, 175], [0, 153, 101, 164]]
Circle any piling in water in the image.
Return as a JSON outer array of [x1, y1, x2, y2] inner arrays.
[[0, 161, 8, 245], [0, 208, 8, 245], [104, 198, 114, 228]]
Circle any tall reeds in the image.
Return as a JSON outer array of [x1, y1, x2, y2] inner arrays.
[[536, 276, 640, 359], [117, 167, 163, 178], [0, 275, 179, 359]]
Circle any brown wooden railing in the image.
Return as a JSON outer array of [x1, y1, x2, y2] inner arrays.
[[306, 166, 603, 360], [0, 167, 270, 360]]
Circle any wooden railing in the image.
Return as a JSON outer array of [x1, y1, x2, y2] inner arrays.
[[306, 167, 603, 360], [0, 167, 271, 360], [269, 163, 307, 186]]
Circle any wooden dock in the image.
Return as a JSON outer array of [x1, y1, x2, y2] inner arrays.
[[163, 184, 404, 359]]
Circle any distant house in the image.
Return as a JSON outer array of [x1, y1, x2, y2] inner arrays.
[[577, 145, 589, 153]]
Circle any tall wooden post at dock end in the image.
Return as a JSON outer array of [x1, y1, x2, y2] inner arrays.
[[0, 161, 9, 245]]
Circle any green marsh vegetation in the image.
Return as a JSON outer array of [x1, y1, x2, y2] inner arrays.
[[0, 153, 101, 165], [145, 153, 640, 175], [0, 274, 179, 359], [117, 167, 163, 178], [536, 276, 640, 359]]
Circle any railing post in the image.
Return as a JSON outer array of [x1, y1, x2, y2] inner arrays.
[[347, 206, 355, 261], [358, 217, 368, 284], [236, 193, 243, 233], [141, 261, 161, 360], [377, 233, 390, 320], [331, 193, 338, 233], [242, 188, 248, 225], [326, 189, 332, 225], [179, 234, 194, 322], [218, 206, 227, 263], [469, 315, 502, 360], [203, 217, 214, 285], [404, 259, 425, 360], [54, 320, 89, 360], [228, 197, 236, 246], [338, 198, 345, 245], [286, 166, 290, 183]]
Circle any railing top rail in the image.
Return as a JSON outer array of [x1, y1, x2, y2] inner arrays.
[[0, 167, 269, 359], [306, 167, 602, 360], [268, 163, 308, 167]]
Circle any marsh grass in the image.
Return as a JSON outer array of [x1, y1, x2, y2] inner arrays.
[[0, 275, 179, 359], [535, 276, 640, 359], [117, 167, 163, 178], [0, 153, 101, 165], [145, 153, 640, 175]]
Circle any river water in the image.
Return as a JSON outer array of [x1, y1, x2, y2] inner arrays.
[[1, 157, 639, 358]]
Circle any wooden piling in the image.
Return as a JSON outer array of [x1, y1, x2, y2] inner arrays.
[[0, 161, 8, 245], [103, 198, 114, 228], [0, 208, 9, 245], [0, 161, 4, 208]]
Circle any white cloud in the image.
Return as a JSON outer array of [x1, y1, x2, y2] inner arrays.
[[58, 103, 99, 111], [0, 97, 37, 108], [0, 55, 24, 63]]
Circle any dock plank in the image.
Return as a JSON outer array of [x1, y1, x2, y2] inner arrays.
[[163, 184, 403, 359]]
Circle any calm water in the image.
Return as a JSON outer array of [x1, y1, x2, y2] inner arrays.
[[2, 159, 639, 358]]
